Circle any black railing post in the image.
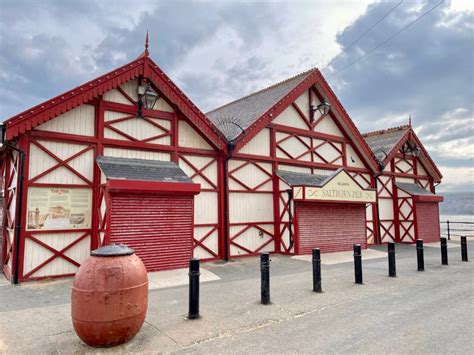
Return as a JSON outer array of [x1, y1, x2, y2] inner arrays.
[[260, 252, 271, 304], [188, 258, 200, 319], [312, 248, 322, 293], [447, 220, 450, 241], [416, 239, 424, 271], [388, 242, 396, 277], [440, 237, 448, 265], [461, 236, 468, 262], [354, 244, 363, 284]]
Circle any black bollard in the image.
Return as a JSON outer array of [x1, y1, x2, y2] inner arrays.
[[261, 252, 271, 304], [354, 244, 363, 284], [461, 236, 468, 262], [440, 238, 448, 265], [188, 258, 200, 319], [388, 242, 396, 277], [416, 239, 424, 271], [312, 248, 322, 293]]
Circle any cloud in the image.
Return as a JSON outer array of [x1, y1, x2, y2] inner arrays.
[[324, 0, 473, 192]]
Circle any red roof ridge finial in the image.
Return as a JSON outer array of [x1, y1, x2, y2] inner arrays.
[[144, 30, 149, 57], [409, 113, 412, 127]]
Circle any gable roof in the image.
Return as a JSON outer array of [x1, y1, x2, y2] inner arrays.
[[207, 69, 315, 141], [363, 125, 411, 163], [362, 125, 442, 182], [97, 156, 192, 183], [2, 52, 226, 151], [207, 68, 379, 171]]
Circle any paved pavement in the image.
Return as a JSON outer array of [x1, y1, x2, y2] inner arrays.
[[0, 241, 473, 354]]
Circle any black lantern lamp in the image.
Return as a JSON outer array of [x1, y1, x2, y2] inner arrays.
[[310, 99, 331, 122], [412, 144, 421, 157], [137, 83, 159, 117]]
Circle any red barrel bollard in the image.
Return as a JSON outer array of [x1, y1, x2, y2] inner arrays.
[[71, 244, 148, 347]]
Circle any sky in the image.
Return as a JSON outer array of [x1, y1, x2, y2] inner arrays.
[[0, 0, 472, 192]]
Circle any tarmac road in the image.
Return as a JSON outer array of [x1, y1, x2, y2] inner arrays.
[[0, 242, 473, 354]]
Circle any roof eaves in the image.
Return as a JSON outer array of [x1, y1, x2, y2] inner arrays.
[[4, 57, 145, 139]]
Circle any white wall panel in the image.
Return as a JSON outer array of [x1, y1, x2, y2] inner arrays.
[[193, 226, 219, 259], [314, 116, 343, 137], [229, 160, 272, 191], [278, 164, 312, 174], [104, 89, 132, 105], [417, 160, 428, 176], [103, 147, 171, 161], [179, 155, 217, 189], [30, 140, 94, 185], [395, 177, 415, 183], [120, 78, 139, 102], [273, 106, 308, 130], [229, 193, 274, 223], [346, 144, 365, 168], [154, 98, 174, 112], [194, 192, 218, 224], [276, 133, 311, 161], [230, 224, 274, 255], [178, 120, 213, 150], [378, 199, 394, 220], [24, 233, 90, 277], [36, 104, 95, 136], [295, 90, 310, 118], [240, 128, 271, 156], [313, 139, 342, 165]]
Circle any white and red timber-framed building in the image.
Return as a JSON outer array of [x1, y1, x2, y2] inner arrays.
[[0, 42, 444, 283]]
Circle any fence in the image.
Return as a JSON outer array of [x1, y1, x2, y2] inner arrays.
[[440, 220, 474, 240]]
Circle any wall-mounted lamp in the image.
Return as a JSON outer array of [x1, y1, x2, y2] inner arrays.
[[137, 83, 159, 117], [402, 143, 422, 158], [310, 99, 331, 122], [412, 145, 421, 157]]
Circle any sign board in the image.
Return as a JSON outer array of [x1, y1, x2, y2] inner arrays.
[[26, 187, 92, 231], [293, 170, 376, 203]]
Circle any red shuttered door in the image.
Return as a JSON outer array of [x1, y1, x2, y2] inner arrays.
[[296, 203, 366, 254], [416, 202, 441, 243], [108, 194, 194, 272]]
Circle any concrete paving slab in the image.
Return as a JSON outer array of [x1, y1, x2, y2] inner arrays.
[[291, 247, 387, 265], [148, 267, 220, 290], [423, 241, 460, 248]]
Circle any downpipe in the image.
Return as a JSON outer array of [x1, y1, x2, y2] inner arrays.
[[222, 142, 235, 261]]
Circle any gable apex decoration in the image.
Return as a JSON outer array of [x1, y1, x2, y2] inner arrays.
[[3, 52, 226, 151]]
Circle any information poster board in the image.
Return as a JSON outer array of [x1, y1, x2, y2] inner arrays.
[[26, 187, 92, 231]]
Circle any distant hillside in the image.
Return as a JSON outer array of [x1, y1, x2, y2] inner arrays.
[[439, 192, 474, 215]]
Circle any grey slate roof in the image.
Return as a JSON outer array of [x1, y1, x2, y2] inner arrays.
[[276, 170, 330, 187], [207, 69, 316, 141], [395, 182, 436, 196], [96, 156, 192, 183], [362, 126, 409, 163]]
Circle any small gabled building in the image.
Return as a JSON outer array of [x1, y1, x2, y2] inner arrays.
[[363, 125, 443, 244], [207, 68, 380, 257], [1, 41, 227, 283]]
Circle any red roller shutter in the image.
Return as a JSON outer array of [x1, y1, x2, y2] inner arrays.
[[108, 194, 194, 272], [296, 203, 366, 254], [416, 202, 440, 243]]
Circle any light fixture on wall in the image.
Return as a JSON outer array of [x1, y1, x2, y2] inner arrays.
[[402, 143, 422, 158], [137, 83, 159, 117], [412, 144, 421, 157], [310, 99, 331, 122]]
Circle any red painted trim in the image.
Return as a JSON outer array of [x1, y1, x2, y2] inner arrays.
[[412, 195, 444, 203], [106, 179, 201, 195]]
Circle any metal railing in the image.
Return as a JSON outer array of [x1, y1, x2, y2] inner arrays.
[[440, 220, 474, 240]]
